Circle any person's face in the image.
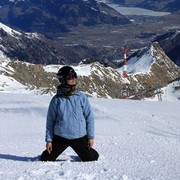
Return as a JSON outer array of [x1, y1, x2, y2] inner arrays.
[[66, 73, 77, 85], [66, 78, 77, 85]]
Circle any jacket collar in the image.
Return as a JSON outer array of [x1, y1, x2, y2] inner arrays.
[[56, 85, 80, 97]]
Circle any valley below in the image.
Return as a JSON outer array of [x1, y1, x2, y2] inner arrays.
[[55, 11, 180, 62]]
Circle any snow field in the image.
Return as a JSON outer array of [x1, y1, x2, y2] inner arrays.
[[0, 93, 179, 180]]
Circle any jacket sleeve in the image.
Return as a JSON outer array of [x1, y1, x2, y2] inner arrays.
[[45, 96, 58, 142], [81, 93, 94, 139]]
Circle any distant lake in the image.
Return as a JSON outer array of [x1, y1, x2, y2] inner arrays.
[[108, 4, 171, 16]]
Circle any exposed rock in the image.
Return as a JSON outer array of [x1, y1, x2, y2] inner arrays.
[[127, 42, 180, 99], [153, 30, 180, 66], [0, 42, 179, 99]]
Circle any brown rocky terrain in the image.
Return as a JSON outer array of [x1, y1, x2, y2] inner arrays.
[[0, 42, 179, 99]]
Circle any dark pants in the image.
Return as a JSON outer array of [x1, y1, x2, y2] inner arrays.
[[40, 135, 99, 162]]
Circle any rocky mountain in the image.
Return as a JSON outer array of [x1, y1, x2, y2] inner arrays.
[[0, 0, 130, 36], [0, 0, 133, 65], [0, 40, 179, 99], [0, 0, 179, 66], [105, 0, 180, 12], [0, 22, 72, 64], [152, 30, 180, 66], [1, 19, 180, 72], [125, 42, 180, 98], [0, 22, 111, 64]]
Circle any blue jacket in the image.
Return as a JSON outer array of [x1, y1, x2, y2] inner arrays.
[[45, 89, 94, 142]]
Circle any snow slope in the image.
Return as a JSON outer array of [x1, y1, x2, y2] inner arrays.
[[0, 93, 179, 180], [0, 22, 21, 37], [161, 80, 180, 101], [123, 48, 154, 75]]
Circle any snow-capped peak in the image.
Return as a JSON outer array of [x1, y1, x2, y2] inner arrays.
[[0, 22, 21, 37]]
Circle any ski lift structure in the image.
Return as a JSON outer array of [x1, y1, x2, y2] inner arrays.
[[121, 48, 130, 99]]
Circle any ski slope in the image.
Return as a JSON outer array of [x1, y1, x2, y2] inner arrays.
[[0, 92, 179, 180]]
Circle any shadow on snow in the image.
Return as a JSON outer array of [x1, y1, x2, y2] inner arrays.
[[0, 154, 39, 162], [0, 154, 81, 162]]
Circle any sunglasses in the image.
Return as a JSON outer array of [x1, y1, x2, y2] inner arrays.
[[65, 72, 77, 80]]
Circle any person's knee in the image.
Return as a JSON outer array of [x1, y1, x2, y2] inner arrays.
[[82, 149, 99, 162], [40, 150, 56, 161]]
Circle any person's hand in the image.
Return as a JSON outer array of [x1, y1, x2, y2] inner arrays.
[[46, 142, 52, 154], [87, 139, 94, 149]]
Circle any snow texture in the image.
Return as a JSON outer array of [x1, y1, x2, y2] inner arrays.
[[0, 92, 179, 180]]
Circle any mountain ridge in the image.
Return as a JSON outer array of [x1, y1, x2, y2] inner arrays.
[[0, 0, 131, 35], [0, 22, 107, 65], [0, 0, 179, 66], [152, 31, 180, 66], [1, 40, 179, 99]]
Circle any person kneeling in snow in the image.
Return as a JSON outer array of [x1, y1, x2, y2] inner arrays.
[[40, 66, 99, 162]]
